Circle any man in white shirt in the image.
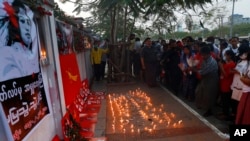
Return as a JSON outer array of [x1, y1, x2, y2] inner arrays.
[[221, 37, 239, 61]]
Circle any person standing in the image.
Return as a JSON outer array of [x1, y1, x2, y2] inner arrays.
[[128, 33, 136, 76], [133, 37, 142, 77], [206, 36, 220, 58], [231, 44, 250, 122], [162, 39, 182, 94], [91, 41, 108, 81], [100, 39, 109, 80], [195, 45, 219, 117], [229, 37, 239, 54], [141, 37, 158, 87], [180, 45, 197, 101], [217, 50, 236, 120], [219, 40, 229, 62], [237, 52, 250, 124]]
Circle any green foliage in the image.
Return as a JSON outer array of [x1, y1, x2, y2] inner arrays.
[[208, 23, 250, 37], [151, 23, 250, 40], [58, 0, 226, 42], [63, 112, 88, 141], [53, 3, 77, 26]]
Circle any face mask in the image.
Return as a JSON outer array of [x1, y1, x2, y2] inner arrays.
[[240, 53, 248, 60]]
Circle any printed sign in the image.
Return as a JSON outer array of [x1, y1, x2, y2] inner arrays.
[[0, 1, 50, 140], [55, 20, 74, 54], [73, 29, 85, 52], [0, 73, 50, 140]]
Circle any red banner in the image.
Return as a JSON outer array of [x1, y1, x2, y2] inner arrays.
[[59, 54, 82, 107]]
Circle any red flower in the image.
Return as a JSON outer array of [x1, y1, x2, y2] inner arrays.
[[3, 2, 18, 28]]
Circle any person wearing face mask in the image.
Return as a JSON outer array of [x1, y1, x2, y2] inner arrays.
[[230, 44, 250, 122], [236, 46, 250, 125]]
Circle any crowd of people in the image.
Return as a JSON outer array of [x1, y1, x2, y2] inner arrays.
[[129, 35, 250, 125], [91, 34, 250, 126]]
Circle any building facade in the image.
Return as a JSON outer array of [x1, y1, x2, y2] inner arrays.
[[228, 14, 250, 25]]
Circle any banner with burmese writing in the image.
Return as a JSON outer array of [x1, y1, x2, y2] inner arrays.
[[0, 73, 50, 141], [0, 0, 50, 140]]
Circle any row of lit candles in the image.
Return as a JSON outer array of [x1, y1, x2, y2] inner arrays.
[[108, 88, 183, 134]]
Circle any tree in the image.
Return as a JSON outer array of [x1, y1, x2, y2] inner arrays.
[[59, 0, 215, 41]]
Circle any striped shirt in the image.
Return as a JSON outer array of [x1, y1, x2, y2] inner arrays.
[[199, 56, 218, 75]]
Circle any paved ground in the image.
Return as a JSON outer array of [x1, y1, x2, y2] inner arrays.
[[91, 80, 230, 141]]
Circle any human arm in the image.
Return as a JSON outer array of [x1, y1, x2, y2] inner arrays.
[[101, 48, 109, 54], [218, 61, 226, 76], [240, 71, 250, 86], [231, 68, 240, 75]]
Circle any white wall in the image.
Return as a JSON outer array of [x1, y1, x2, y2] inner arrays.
[[24, 12, 63, 140], [76, 52, 87, 80], [0, 115, 8, 140], [0, 13, 63, 141], [84, 50, 94, 83], [0, 4, 93, 140]]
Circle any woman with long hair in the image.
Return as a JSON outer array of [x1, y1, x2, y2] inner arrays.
[[180, 45, 197, 101], [235, 44, 250, 124], [231, 44, 250, 122], [217, 50, 236, 120], [0, 0, 39, 81]]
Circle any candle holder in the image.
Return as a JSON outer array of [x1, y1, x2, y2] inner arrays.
[[40, 49, 49, 66]]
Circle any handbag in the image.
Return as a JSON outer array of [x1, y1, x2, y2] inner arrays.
[[231, 88, 242, 101]]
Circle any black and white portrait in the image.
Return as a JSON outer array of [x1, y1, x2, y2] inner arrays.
[[0, 0, 39, 82]]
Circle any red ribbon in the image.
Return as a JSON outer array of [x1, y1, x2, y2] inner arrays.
[[3, 2, 18, 28]]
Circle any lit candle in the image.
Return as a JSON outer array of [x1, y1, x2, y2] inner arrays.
[[173, 123, 176, 127], [178, 120, 183, 124], [153, 124, 156, 130], [131, 124, 134, 128], [160, 104, 164, 107]]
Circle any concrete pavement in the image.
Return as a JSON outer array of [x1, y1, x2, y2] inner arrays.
[[91, 80, 229, 141]]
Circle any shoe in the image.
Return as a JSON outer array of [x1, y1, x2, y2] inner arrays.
[[203, 110, 212, 117]]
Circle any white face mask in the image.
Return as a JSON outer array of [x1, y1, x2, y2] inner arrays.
[[240, 53, 248, 60]]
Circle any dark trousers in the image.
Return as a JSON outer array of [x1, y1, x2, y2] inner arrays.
[[221, 91, 232, 116], [182, 74, 197, 100], [231, 99, 239, 116], [100, 61, 106, 79], [145, 63, 157, 86], [94, 64, 101, 81], [133, 53, 141, 76], [169, 68, 182, 95]]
